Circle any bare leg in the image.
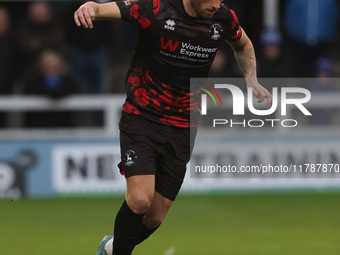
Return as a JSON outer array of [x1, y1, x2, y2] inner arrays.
[[134, 191, 173, 246], [143, 191, 173, 228], [125, 175, 155, 214]]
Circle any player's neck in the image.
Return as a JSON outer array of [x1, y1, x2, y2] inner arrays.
[[183, 0, 198, 17]]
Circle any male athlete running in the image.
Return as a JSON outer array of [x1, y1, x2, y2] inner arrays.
[[74, 0, 272, 254]]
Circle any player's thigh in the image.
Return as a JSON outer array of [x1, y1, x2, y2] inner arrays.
[[143, 191, 173, 228], [155, 127, 196, 201], [126, 175, 155, 213], [118, 115, 158, 177]]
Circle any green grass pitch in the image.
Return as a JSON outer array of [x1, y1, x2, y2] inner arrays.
[[1, 192, 340, 255]]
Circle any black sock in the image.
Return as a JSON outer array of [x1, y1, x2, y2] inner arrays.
[[113, 200, 145, 255], [135, 223, 161, 245]]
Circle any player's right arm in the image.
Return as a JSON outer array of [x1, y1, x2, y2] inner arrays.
[[74, 1, 121, 29]]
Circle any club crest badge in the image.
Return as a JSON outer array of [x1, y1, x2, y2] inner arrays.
[[125, 150, 137, 166], [210, 24, 223, 40]]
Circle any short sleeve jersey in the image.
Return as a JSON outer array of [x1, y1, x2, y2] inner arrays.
[[116, 0, 242, 128]]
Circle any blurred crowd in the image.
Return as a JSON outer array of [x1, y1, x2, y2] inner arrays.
[[0, 0, 339, 128], [210, 0, 340, 79]]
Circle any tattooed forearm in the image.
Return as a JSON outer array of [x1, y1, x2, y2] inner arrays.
[[234, 45, 257, 78], [228, 29, 258, 79]]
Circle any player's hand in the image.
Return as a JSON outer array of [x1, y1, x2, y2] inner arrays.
[[247, 81, 272, 108], [74, 4, 96, 29]]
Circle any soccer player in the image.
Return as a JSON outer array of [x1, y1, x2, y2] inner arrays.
[[74, 0, 272, 254]]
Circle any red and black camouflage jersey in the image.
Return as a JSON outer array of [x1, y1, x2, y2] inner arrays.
[[116, 0, 242, 128]]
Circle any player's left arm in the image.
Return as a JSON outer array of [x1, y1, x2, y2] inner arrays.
[[227, 29, 272, 107], [74, 1, 121, 29]]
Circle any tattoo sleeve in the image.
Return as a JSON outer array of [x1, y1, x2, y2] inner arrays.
[[234, 44, 257, 79]]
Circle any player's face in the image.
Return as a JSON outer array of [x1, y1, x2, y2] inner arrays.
[[190, 0, 223, 19]]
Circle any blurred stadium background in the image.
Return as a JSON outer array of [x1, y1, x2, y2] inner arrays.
[[1, 1, 340, 254]]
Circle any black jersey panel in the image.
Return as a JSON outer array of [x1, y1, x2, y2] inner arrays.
[[116, 0, 242, 127]]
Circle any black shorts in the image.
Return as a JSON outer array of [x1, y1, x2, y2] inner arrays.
[[118, 113, 197, 201]]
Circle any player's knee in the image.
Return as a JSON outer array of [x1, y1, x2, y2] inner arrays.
[[127, 195, 152, 214]]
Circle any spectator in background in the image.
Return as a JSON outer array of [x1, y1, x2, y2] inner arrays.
[[0, 2, 30, 29], [285, 0, 339, 77], [63, 0, 113, 94], [308, 57, 336, 125], [23, 50, 77, 128], [257, 28, 290, 78], [62, 0, 113, 126], [0, 7, 16, 128], [15, 1, 65, 82], [312, 57, 336, 82]]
